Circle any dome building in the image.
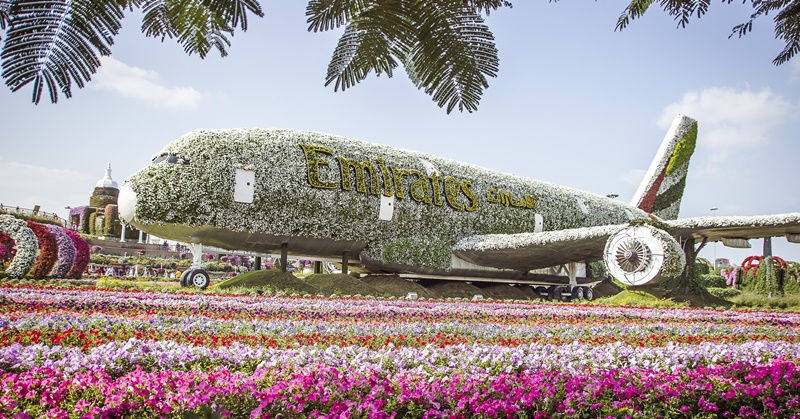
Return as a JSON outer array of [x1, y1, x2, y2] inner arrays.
[[68, 163, 137, 239]]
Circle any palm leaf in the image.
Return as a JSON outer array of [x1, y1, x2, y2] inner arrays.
[[140, 0, 266, 58], [1, 0, 13, 32], [402, 1, 498, 113], [309, 0, 502, 113], [1, 0, 127, 104]]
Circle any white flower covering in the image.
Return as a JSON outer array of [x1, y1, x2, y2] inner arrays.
[[128, 129, 651, 271], [0, 214, 38, 278], [453, 224, 625, 251], [648, 224, 686, 279], [667, 213, 800, 230]]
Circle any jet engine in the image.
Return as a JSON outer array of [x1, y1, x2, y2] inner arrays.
[[603, 225, 686, 286]]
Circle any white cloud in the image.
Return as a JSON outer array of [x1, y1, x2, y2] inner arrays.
[[0, 158, 95, 218], [658, 87, 794, 156], [91, 57, 203, 109]]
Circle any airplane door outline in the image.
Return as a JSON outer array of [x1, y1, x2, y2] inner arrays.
[[379, 195, 394, 221], [234, 169, 255, 203]]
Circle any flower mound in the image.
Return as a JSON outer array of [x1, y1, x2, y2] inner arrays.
[[63, 228, 89, 279], [24, 220, 57, 279], [47, 225, 75, 278], [0, 215, 38, 278]]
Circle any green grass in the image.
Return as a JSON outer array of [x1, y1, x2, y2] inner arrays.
[[729, 293, 800, 310], [591, 289, 690, 308]]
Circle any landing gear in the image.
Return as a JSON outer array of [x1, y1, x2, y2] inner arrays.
[[187, 269, 211, 290], [547, 286, 568, 301], [571, 286, 585, 301], [583, 286, 594, 301], [179, 270, 191, 287]]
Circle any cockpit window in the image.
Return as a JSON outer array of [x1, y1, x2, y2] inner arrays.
[[152, 154, 190, 165]]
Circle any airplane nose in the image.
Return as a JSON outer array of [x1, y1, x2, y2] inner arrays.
[[118, 183, 137, 225]]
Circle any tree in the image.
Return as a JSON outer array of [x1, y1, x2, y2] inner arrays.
[[0, 0, 264, 104], [1, 0, 797, 113]]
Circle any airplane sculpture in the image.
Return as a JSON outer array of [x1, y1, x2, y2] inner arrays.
[[118, 115, 800, 298]]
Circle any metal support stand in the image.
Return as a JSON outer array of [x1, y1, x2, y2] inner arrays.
[[568, 262, 577, 288], [188, 243, 203, 269], [280, 243, 288, 273]]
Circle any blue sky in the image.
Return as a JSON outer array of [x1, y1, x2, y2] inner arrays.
[[1, 1, 799, 266]]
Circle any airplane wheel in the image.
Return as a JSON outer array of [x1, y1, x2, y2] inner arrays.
[[189, 269, 211, 290], [556, 286, 568, 302], [546, 286, 558, 301], [179, 270, 191, 287], [583, 286, 594, 301], [535, 286, 547, 299], [571, 286, 585, 301]]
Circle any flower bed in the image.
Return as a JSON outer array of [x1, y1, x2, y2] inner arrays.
[[0, 284, 799, 417]]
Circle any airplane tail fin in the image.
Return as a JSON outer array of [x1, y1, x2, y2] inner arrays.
[[630, 114, 698, 220]]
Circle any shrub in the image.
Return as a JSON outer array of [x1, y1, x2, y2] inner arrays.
[[706, 287, 741, 300], [696, 274, 727, 288]]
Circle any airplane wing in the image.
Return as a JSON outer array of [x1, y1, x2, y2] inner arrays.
[[452, 224, 626, 271], [666, 213, 800, 245]]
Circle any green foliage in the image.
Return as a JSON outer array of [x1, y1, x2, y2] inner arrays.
[[588, 260, 608, 278], [665, 121, 697, 176], [706, 286, 741, 300], [696, 273, 726, 288], [216, 270, 318, 294], [591, 290, 688, 308], [104, 205, 119, 236], [2, 0, 264, 104], [729, 292, 800, 310], [80, 207, 92, 234], [694, 261, 711, 276], [307, 1, 509, 113], [88, 212, 97, 236]]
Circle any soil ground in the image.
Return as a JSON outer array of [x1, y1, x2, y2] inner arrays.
[[360, 275, 442, 299], [473, 282, 537, 300], [303, 273, 383, 297], [418, 280, 484, 299]]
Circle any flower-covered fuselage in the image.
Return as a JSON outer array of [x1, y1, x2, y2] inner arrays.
[[122, 129, 650, 273]]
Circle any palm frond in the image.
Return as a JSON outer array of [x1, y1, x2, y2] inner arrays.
[[1, 0, 127, 104], [307, 0, 374, 32], [141, 0, 176, 40], [141, 0, 266, 58], [1, 0, 13, 32], [310, 0, 499, 113], [402, 1, 498, 113], [199, 0, 263, 31], [325, 24, 400, 91], [617, 0, 710, 30], [772, 0, 800, 64]]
